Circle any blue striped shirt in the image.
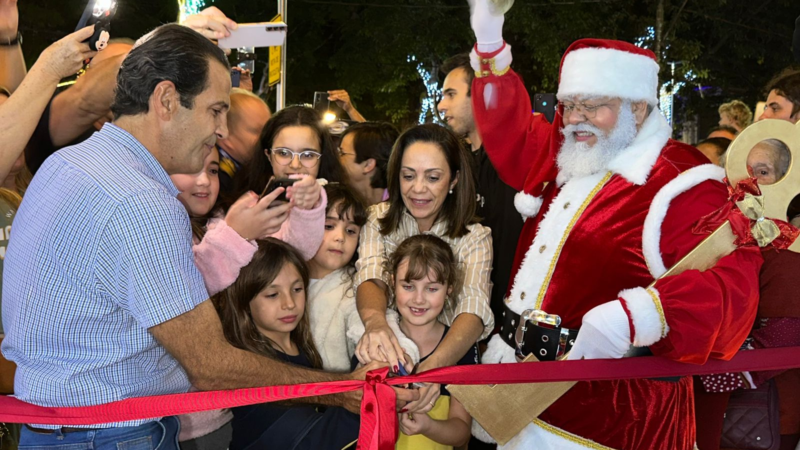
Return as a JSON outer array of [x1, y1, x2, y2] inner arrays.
[[1, 124, 209, 427]]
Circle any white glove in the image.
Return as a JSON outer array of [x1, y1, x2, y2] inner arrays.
[[568, 300, 632, 360], [468, 0, 505, 52]]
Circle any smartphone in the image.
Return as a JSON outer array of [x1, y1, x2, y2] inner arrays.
[[231, 69, 241, 88], [534, 93, 557, 124], [218, 22, 287, 49], [77, 0, 116, 52], [259, 177, 298, 203], [313, 91, 330, 116]]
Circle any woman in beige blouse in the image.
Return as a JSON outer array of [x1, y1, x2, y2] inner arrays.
[[354, 124, 494, 414]]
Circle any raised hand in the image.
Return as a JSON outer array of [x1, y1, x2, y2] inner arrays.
[[285, 174, 321, 210], [181, 6, 238, 41], [224, 188, 292, 240], [37, 26, 98, 82], [468, 0, 505, 48], [0, 0, 18, 42]]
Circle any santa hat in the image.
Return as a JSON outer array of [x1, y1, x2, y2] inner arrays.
[[557, 39, 660, 106], [514, 39, 661, 218]]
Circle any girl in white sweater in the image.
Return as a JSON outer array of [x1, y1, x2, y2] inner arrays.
[[306, 184, 418, 372]]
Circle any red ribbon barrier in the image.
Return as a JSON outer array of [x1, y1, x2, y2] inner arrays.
[[2, 347, 800, 450]]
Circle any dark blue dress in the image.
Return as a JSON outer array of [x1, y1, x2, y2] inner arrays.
[[230, 350, 360, 450]]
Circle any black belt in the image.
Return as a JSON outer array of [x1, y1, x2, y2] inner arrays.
[[500, 304, 681, 382], [499, 304, 578, 362]]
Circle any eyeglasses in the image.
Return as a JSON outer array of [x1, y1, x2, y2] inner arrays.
[[337, 147, 356, 158], [269, 148, 322, 168], [558, 101, 613, 119]]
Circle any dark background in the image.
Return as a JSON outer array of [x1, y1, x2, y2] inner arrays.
[[19, 0, 800, 136]]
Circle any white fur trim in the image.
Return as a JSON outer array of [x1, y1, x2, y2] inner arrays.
[[641, 164, 725, 278], [500, 420, 615, 450], [482, 333, 517, 364], [619, 286, 669, 347], [605, 109, 673, 186], [514, 192, 543, 219], [472, 420, 497, 444], [470, 44, 513, 75], [507, 171, 609, 315], [557, 47, 659, 106]]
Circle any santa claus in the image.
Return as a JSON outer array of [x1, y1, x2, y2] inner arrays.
[[467, 1, 762, 449]]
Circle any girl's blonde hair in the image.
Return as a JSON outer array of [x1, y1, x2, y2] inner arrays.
[[213, 238, 323, 369], [386, 234, 462, 311]]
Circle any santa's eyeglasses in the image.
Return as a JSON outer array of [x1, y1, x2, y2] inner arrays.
[[558, 101, 613, 119]]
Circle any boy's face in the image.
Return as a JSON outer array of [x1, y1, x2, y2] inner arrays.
[[310, 202, 361, 277]]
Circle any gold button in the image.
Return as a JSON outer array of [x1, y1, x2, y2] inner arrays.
[[520, 292, 526, 300], [564, 202, 571, 209], [481, 70, 490, 77], [539, 245, 546, 253], [505, 297, 512, 304], [481, 58, 490, 64]]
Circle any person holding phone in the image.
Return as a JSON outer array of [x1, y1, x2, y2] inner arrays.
[[230, 106, 349, 258]]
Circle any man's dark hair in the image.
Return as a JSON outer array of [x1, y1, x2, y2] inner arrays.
[[695, 137, 732, 158], [340, 122, 400, 189], [441, 53, 474, 97], [765, 68, 800, 116], [111, 24, 230, 119]]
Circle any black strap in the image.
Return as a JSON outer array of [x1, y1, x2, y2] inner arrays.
[[499, 304, 578, 362]]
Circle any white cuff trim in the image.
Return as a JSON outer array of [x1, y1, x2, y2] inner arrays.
[[619, 286, 669, 347]]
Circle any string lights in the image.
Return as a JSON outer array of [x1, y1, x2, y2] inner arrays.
[[408, 55, 442, 125], [178, 0, 208, 22]]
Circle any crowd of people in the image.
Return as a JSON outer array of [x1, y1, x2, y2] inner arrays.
[[0, 1, 799, 450]]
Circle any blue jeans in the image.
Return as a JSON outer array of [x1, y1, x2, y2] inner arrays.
[[19, 417, 180, 450]]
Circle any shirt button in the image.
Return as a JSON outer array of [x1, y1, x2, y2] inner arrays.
[[539, 245, 546, 253], [481, 58, 490, 64], [520, 292, 526, 300], [481, 70, 490, 77], [564, 202, 571, 209]]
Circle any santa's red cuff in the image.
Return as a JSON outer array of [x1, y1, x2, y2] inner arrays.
[[619, 286, 669, 347], [470, 42, 512, 78]]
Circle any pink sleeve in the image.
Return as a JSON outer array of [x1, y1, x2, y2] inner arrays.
[[193, 218, 258, 296], [270, 186, 327, 261]]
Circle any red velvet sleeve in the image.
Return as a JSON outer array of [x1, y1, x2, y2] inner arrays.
[[471, 66, 556, 191], [648, 181, 762, 364]]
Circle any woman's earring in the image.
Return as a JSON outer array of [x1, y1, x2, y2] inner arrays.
[[449, 188, 453, 194]]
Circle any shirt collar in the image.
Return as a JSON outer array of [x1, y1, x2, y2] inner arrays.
[[402, 208, 449, 236], [101, 123, 180, 197]]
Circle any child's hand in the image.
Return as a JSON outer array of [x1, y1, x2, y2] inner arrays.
[[225, 189, 292, 240], [404, 382, 441, 415], [285, 175, 321, 210], [398, 409, 433, 436]]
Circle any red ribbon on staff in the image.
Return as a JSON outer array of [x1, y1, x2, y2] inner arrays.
[[693, 177, 800, 249]]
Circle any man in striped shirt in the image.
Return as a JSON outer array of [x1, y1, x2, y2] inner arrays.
[[2, 21, 413, 450]]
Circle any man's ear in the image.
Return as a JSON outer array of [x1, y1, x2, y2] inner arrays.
[[362, 158, 377, 175], [632, 101, 649, 127], [151, 80, 179, 121]]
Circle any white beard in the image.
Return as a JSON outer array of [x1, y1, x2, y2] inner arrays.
[[556, 102, 638, 183]]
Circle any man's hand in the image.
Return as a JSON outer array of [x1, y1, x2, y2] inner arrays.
[[568, 300, 632, 360], [285, 175, 321, 210], [0, 0, 18, 41], [232, 67, 253, 92], [398, 408, 433, 436], [224, 189, 292, 240], [355, 314, 407, 372], [328, 90, 356, 113], [181, 6, 237, 40], [468, 0, 505, 48], [38, 26, 97, 82]]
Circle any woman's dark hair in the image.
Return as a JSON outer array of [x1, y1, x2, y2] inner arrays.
[[213, 238, 323, 369], [386, 234, 462, 311], [324, 183, 368, 271], [379, 124, 477, 239], [231, 106, 347, 205], [111, 24, 229, 119], [340, 122, 400, 189]]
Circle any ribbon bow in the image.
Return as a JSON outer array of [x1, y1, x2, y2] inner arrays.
[[694, 177, 800, 249], [356, 367, 398, 450]]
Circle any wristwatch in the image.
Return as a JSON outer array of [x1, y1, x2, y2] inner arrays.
[[0, 32, 21, 46]]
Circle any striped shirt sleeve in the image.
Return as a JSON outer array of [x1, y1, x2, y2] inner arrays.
[[449, 224, 495, 339], [354, 205, 391, 289]]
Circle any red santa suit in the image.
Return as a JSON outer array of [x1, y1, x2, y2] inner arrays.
[[471, 39, 762, 450]]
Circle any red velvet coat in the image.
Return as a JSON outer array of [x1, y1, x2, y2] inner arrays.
[[471, 45, 762, 450]]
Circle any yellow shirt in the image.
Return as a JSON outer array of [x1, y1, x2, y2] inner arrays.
[[395, 395, 452, 450]]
